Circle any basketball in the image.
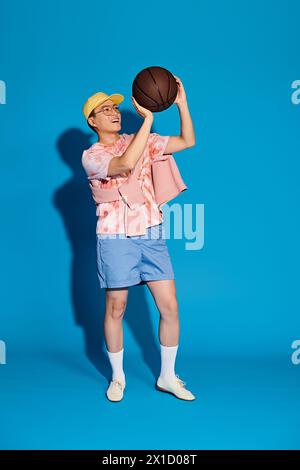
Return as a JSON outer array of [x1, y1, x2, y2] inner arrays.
[[132, 66, 178, 112]]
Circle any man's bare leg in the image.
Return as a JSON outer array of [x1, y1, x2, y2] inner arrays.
[[104, 287, 128, 396], [145, 279, 195, 400], [146, 279, 179, 346], [104, 287, 128, 352]]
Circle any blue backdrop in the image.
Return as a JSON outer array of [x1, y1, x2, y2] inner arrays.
[[1, 0, 300, 450]]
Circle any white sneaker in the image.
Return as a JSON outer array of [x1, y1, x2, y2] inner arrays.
[[106, 379, 126, 402], [156, 374, 196, 401]]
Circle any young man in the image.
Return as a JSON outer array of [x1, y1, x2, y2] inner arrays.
[[82, 76, 196, 402]]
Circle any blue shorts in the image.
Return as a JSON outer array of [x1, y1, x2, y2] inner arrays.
[[96, 223, 175, 289]]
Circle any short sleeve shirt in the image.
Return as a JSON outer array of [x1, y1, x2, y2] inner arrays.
[[81, 132, 170, 234]]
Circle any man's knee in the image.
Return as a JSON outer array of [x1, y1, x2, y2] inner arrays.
[[106, 296, 127, 320], [160, 297, 179, 320]]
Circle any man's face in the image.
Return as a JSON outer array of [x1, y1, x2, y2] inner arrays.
[[88, 99, 121, 133]]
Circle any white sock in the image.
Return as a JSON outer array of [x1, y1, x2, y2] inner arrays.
[[106, 347, 126, 386], [159, 343, 178, 381]]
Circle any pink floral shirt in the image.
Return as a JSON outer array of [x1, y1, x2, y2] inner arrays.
[[81, 133, 170, 235]]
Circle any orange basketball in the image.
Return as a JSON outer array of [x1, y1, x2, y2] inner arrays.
[[132, 66, 178, 112]]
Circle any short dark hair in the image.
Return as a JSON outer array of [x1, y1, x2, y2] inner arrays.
[[87, 110, 98, 134]]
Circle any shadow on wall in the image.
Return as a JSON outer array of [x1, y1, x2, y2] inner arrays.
[[53, 111, 161, 385]]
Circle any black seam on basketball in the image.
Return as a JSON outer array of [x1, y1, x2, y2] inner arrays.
[[166, 72, 171, 104], [147, 68, 164, 106], [134, 81, 158, 105]]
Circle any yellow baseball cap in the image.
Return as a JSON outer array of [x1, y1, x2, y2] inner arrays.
[[82, 91, 124, 119]]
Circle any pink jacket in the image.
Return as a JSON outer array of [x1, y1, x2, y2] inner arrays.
[[88, 152, 188, 236]]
